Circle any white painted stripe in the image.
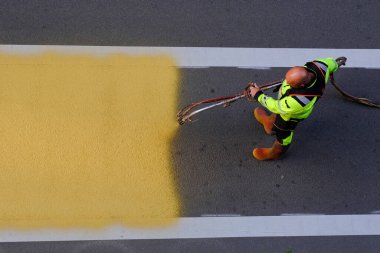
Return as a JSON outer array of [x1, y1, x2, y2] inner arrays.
[[201, 214, 242, 217], [1, 215, 380, 242], [0, 45, 379, 68], [281, 213, 326, 216]]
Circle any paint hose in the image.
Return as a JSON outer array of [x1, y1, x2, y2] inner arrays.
[[177, 79, 283, 125], [330, 74, 380, 109]]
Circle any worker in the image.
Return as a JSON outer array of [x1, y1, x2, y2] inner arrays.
[[247, 57, 345, 161]]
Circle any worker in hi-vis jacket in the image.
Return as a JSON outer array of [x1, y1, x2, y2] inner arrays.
[[248, 57, 345, 161]]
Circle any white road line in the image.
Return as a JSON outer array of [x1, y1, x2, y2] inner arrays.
[[0, 45, 379, 68], [281, 213, 326, 216], [1, 215, 380, 242], [201, 214, 242, 217]]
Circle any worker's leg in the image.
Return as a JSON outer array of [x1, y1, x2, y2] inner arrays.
[[252, 130, 291, 161], [253, 107, 276, 135], [252, 116, 298, 161]]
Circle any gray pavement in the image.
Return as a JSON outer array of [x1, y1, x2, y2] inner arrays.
[[174, 67, 380, 216], [2, 236, 380, 253], [1, 0, 380, 252], [1, 0, 379, 48]]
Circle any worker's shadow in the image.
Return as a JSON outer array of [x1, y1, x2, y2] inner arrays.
[[171, 67, 380, 217]]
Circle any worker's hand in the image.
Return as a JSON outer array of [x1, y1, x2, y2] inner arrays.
[[335, 56, 347, 68], [247, 82, 261, 98]]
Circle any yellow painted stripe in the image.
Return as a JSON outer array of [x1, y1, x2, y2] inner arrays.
[[0, 53, 180, 228]]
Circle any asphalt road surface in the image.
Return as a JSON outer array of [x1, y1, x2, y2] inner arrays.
[[1, 1, 380, 252]]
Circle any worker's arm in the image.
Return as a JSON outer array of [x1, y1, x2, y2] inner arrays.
[[315, 57, 339, 73], [255, 92, 303, 114], [251, 88, 303, 115]]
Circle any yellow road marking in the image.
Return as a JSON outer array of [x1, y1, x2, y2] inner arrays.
[[0, 53, 180, 228]]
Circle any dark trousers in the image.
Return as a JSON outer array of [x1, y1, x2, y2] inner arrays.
[[272, 115, 301, 146]]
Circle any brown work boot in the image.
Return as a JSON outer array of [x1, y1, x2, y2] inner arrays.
[[253, 107, 276, 135], [252, 140, 288, 161]]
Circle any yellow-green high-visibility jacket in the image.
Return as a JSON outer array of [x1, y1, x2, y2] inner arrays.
[[254, 58, 338, 121]]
